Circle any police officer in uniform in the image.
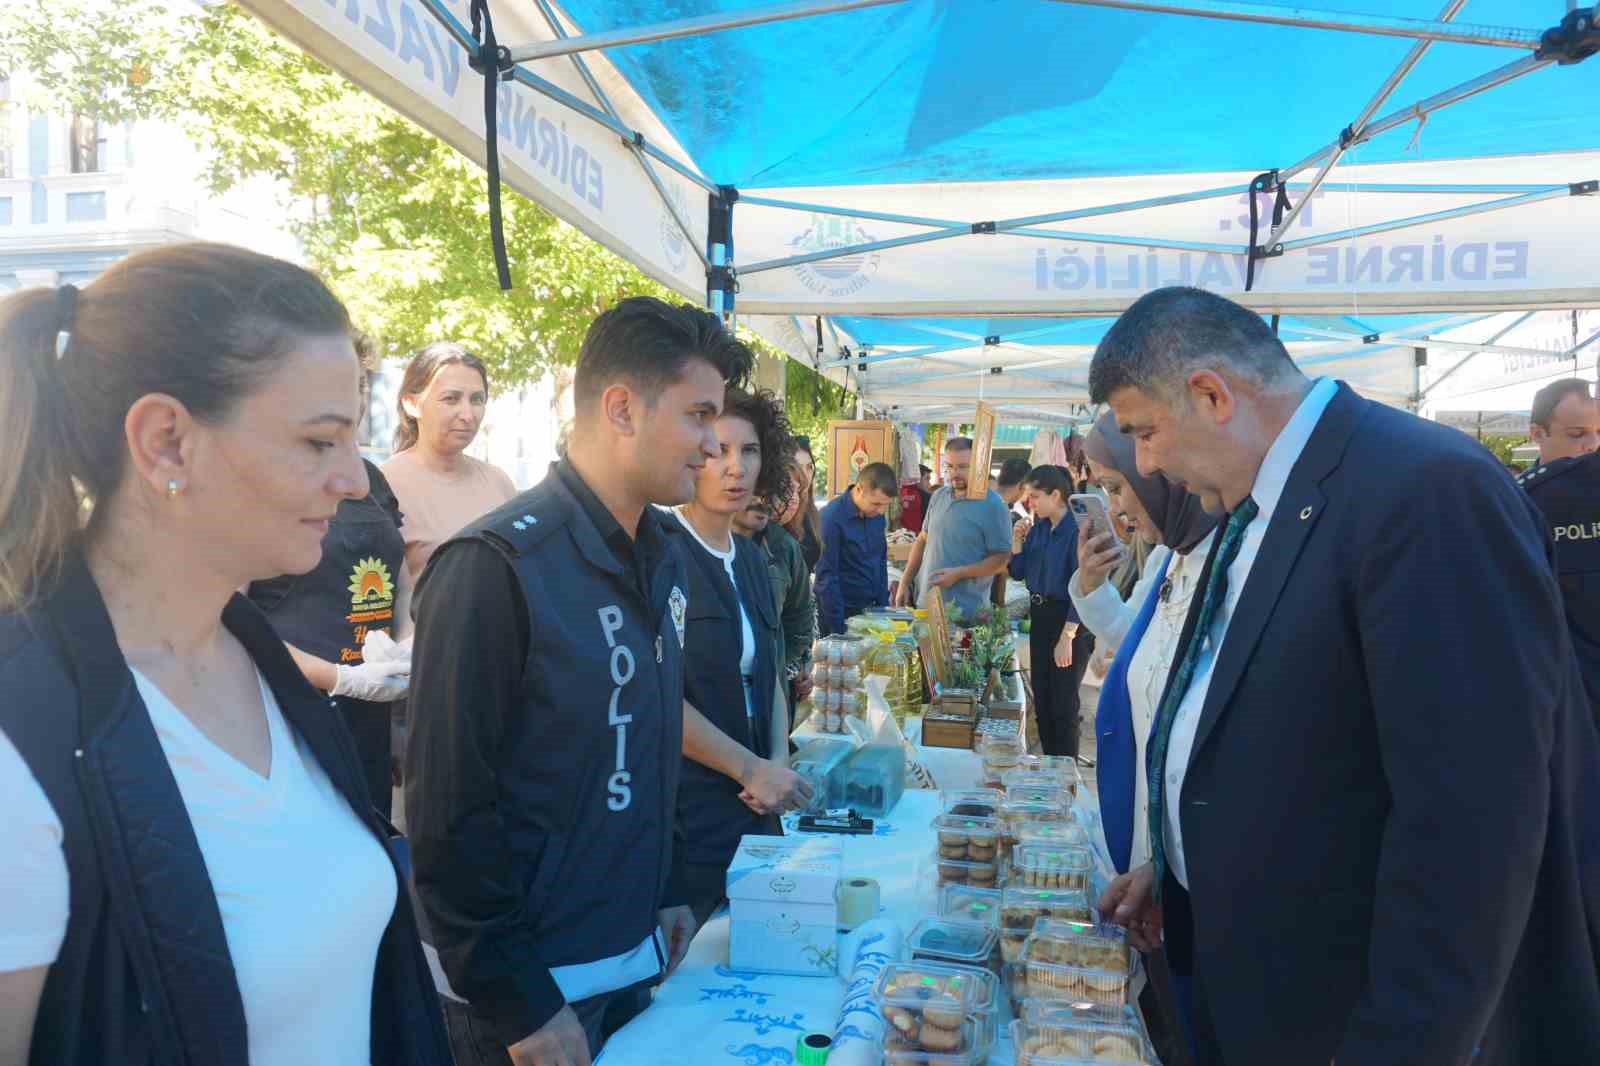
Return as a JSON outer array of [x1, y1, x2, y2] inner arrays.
[[404, 299, 760, 1066], [248, 348, 410, 817], [1519, 450, 1600, 722], [1517, 377, 1600, 721]]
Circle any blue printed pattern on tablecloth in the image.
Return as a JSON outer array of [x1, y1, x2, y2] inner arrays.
[[724, 1044, 796, 1065]]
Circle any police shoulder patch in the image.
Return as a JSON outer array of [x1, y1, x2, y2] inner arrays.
[[1519, 456, 1583, 494], [474, 486, 570, 557]]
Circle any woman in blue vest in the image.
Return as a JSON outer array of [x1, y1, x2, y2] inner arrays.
[[0, 244, 448, 1066], [1070, 411, 1215, 1064], [248, 337, 410, 818], [666, 386, 813, 927], [1072, 411, 1217, 874]]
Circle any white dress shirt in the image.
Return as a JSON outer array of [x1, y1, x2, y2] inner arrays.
[[1163, 376, 1339, 888]]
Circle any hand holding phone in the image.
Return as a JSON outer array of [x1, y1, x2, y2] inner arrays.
[[1068, 493, 1118, 543]]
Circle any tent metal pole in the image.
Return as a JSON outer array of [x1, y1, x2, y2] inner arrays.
[[1419, 312, 1538, 398], [738, 196, 962, 229], [416, 0, 719, 195], [1410, 336, 1579, 360], [1279, 54, 1551, 179], [994, 185, 1243, 229], [1266, 0, 1468, 246], [740, 225, 970, 275], [504, 67, 719, 194], [1009, 228, 1245, 254], [742, 224, 1248, 275], [1276, 186, 1579, 253], [1043, 0, 1544, 49], [415, 0, 477, 52], [1284, 321, 1564, 360], [504, 0, 909, 63], [833, 341, 981, 367], [528, 0, 709, 270], [1289, 182, 1570, 195]]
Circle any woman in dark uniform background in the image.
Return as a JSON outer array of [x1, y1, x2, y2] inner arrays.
[[248, 337, 410, 817], [667, 387, 813, 927]]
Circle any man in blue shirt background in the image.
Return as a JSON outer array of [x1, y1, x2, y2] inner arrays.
[[816, 462, 897, 635]]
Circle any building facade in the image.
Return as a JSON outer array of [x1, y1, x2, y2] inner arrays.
[[0, 72, 297, 292]]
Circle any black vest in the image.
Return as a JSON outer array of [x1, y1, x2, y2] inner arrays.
[[0, 554, 449, 1066]]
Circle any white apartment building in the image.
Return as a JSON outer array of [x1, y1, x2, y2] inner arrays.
[[0, 71, 297, 292]]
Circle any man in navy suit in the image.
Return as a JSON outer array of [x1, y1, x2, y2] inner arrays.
[[1090, 287, 1600, 1066]]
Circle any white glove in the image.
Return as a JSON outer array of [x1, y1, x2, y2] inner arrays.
[[361, 629, 412, 664], [332, 658, 411, 702]]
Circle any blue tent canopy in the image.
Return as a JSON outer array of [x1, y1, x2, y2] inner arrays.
[[551, 0, 1596, 188], [238, 0, 1600, 416]]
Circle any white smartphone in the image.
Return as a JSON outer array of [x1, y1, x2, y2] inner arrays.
[[1068, 493, 1122, 551]]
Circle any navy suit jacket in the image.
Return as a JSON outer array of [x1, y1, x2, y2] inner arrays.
[[1172, 384, 1600, 1066]]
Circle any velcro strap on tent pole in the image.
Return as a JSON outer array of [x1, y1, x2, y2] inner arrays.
[[1244, 170, 1288, 292], [470, 0, 513, 290]]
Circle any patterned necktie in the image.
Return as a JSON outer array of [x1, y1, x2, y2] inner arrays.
[[1147, 495, 1259, 896]]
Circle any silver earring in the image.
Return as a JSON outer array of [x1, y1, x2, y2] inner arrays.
[[166, 479, 181, 499]]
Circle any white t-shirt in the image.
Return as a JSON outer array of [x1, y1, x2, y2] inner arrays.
[[0, 669, 397, 1066], [676, 511, 758, 722]]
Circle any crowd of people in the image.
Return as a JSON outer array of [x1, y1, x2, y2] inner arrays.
[[1, 242, 1597, 1066]]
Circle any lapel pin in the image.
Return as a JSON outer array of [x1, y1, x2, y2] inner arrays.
[[1299, 506, 1313, 521]]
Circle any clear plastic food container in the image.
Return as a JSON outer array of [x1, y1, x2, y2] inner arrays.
[[1013, 756, 1081, 796], [933, 813, 1001, 857], [840, 743, 906, 818], [938, 884, 1002, 929], [1012, 845, 1093, 892], [790, 737, 855, 813], [940, 788, 1003, 820], [935, 856, 1001, 888], [1014, 821, 1091, 852], [908, 917, 1000, 977], [1020, 946, 1132, 1009], [1001, 886, 1094, 937], [1010, 1015, 1156, 1065], [875, 962, 986, 1064], [1024, 918, 1133, 976]]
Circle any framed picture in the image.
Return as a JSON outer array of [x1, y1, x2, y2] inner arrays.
[[967, 402, 997, 500], [826, 420, 896, 498]]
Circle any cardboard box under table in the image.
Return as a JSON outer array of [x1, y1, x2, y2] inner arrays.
[[726, 835, 842, 977]]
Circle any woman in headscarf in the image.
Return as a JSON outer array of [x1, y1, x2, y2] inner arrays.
[[1071, 411, 1217, 875], [1070, 411, 1216, 1066]]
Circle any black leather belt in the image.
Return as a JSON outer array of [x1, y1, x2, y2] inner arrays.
[[1031, 594, 1063, 607]]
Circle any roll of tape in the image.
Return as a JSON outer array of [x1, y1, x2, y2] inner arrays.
[[836, 876, 880, 931], [796, 1031, 832, 1065]]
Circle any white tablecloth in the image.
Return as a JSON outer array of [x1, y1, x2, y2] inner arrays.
[[598, 728, 1135, 1066]]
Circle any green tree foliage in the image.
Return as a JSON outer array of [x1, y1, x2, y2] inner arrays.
[[1, 0, 682, 386], [784, 359, 853, 493]]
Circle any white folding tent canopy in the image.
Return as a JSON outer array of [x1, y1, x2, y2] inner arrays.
[[232, 0, 1600, 419]]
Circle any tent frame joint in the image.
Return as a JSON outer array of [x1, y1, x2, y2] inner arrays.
[[971, 221, 997, 234], [1535, 6, 1600, 64], [1571, 179, 1599, 196]]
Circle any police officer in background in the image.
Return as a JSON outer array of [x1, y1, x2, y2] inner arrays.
[[1519, 377, 1600, 722], [405, 299, 756, 1066]]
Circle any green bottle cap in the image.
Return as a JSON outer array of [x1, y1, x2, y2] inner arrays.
[[796, 1031, 832, 1065]]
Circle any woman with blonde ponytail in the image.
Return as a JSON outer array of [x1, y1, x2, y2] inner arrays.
[[0, 243, 449, 1066]]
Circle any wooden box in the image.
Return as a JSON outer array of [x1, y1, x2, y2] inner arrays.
[[982, 670, 1024, 721], [939, 689, 978, 717], [922, 712, 977, 750]]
